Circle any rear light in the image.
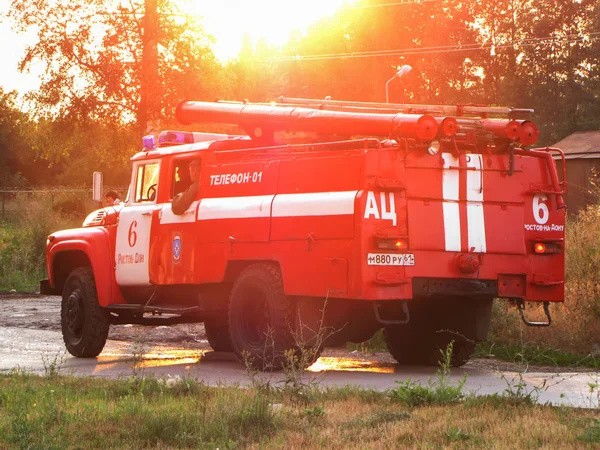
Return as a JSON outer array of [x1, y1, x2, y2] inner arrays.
[[416, 115, 439, 141], [520, 121, 539, 146], [439, 117, 458, 137], [533, 241, 561, 254], [377, 238, 408, 251]]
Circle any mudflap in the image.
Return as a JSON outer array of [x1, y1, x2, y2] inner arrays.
[[40, 279, 61, 295]]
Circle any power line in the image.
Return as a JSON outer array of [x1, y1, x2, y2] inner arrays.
[[342, 0, 440, 8], [99, 0, 440, 18], [260, 32, 600, 62]]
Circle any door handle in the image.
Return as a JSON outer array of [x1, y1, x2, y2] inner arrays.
[[141, 211, 152, 216]]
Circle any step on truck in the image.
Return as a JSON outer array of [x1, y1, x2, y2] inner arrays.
[[42, 97, 566, 370]]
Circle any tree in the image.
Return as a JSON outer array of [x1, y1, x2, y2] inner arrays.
[[0, 89, 35, 187], [257, 0, 599, 144], [8, 0, 231, 133]]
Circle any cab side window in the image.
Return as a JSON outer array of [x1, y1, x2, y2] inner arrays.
[[171, 160, 193, 199], [135, 163, 160, 202]]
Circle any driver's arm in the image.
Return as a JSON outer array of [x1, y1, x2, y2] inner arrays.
[[171, 181, 199, 215]]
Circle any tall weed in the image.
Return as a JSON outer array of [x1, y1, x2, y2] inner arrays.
[[487, 204, 600, 358], [0, 197, 80, 291]]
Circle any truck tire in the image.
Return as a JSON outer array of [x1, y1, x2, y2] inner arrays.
[[385, 324, 478, 367], [61, 267, 110, 358], [228, 263, 295, 371], [385, 296, 492, 367], [204, 316, 233, 352], [384, 325, 432, 365]]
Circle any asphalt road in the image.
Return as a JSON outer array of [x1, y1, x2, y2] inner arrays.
[[1, 294, 599, 408]]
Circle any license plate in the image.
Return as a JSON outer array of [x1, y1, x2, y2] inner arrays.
[[367, 253, 415, 266]]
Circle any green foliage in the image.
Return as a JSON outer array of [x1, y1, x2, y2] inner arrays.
[[314, 385, 385, 403], [343, 410, 411, 430], [389, 342, 467, 407], [499, 372, 542, 407], [8, 0, 232, 124], [0, 373, 275, 449], [481, 202, 600, 361], [0, 372, 598, 448], [0, 199, 80, 291], [0, 89, 36, 188], [475, 341, 600, 369], [302, 405, 325, 424], [445, 426, 471, 442], [578, 418, 600, 444], [346, 329, 387, 353]]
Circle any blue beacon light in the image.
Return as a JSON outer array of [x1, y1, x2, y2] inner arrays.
[[142, 135, 156, 150]]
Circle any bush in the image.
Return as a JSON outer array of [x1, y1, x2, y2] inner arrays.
[[484, 204, 600, 358], [388, 342, 466, 407], [0, 198, 80, 291]]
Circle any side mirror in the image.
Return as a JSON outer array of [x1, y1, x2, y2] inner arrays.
[[92, 172, 104, 202]]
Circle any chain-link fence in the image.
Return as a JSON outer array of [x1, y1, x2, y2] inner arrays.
[[0, 188, 128, 222]]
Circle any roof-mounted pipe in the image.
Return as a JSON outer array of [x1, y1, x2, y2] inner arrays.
[[176, 100, 448, 142]]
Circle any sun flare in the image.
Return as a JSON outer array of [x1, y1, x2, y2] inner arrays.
[[177, 0, 356, 60]]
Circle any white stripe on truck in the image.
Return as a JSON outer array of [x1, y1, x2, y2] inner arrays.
[[272, 191, 357, 217], [198, 195, 274, 220], [441, 153, 487, 253], [442, 153, 462, 252], [195, 191, 357, 220], [466, 154, 487, 253]]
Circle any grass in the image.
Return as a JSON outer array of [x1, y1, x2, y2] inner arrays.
[[389, 342, 467, 407], [1, 371, 600, 449], [346, 329, 387, 353], [474, 341, 600, 369], [0, 197, 83, 291]]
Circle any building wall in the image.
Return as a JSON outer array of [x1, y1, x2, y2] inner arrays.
[[556, 159, 600, 214]]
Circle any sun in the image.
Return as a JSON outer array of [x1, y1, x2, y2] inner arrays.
[[176, 0, 356, 61]]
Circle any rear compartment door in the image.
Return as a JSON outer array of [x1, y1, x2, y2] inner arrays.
[[404, 152, 526, 255]]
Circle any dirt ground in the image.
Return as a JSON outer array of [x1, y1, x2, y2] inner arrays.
[[1, 292, 594, 373], [0, 292, 208, 349]]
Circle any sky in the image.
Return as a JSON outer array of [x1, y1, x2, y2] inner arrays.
[[0, 1, 43, 94], [0, 0, 354, 95]]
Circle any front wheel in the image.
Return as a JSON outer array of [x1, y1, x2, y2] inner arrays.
[[61, 267, 110, 357], [204, 315, 233, 352]]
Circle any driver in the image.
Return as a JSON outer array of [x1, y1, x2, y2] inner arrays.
[[171, 159, 200, 215]]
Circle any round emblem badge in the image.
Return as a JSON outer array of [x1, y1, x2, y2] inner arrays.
[[172, 235, 182, 261]]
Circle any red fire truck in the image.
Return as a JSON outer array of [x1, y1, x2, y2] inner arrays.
[[42, 97, 566, 370]]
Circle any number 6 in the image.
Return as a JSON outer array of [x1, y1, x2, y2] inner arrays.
[[128, 220, 138, 247], [533, 194, 549, 225]]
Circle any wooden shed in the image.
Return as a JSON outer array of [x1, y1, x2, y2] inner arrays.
[[552, 131, 600, 214]]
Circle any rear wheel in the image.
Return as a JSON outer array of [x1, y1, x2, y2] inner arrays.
[[384, 296, 492, 367], [61, 267, 110, 357], [384, 327, 475, 367], [229, 263, 307, 371]]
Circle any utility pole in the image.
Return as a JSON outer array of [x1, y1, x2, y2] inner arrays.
[[141, 0, 161, 137]]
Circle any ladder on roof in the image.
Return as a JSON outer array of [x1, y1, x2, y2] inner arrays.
[[276, 96, 534, 118]]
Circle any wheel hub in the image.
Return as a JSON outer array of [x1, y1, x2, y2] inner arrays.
[[241, 288, 270, 346], [65, 289, 85, 338]]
